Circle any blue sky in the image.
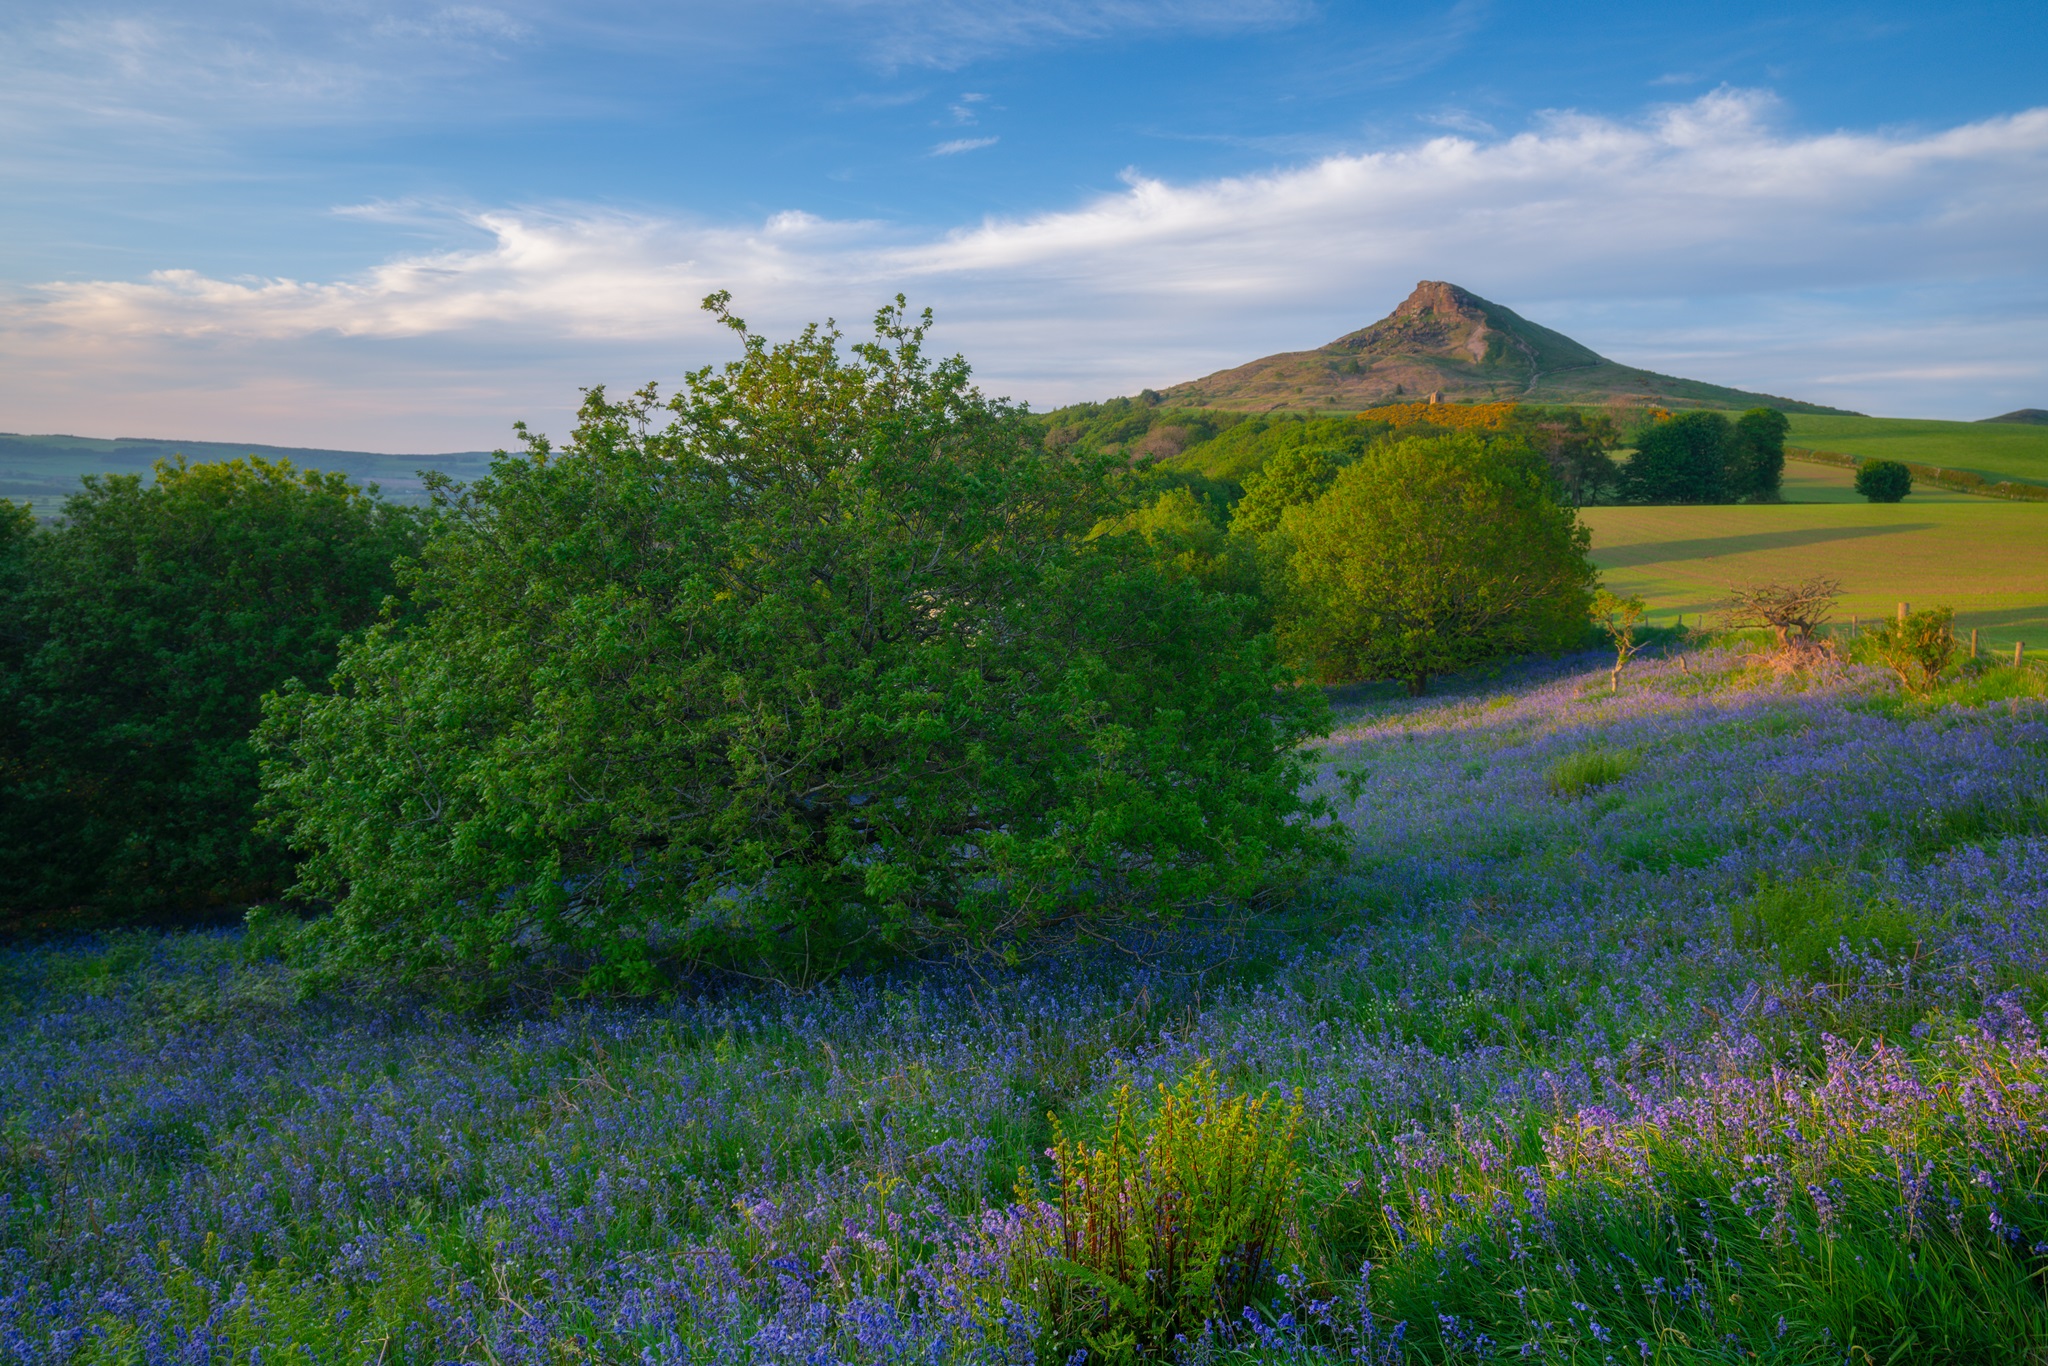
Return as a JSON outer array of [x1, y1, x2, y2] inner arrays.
[[2, 0, 2045, 450]]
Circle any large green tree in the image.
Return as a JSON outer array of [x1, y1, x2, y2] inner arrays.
[[259, 298, 1339, 989], [1729, 407, 1790, 501], [1277, 434, 1595, 694], [0, 459, 424, 921], [1623, 410, 1734, 503]]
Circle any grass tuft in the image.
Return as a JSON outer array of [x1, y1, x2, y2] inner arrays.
[[1545, 745, 1639, 798]]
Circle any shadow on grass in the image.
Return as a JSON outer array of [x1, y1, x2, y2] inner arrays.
[[1594, 521, 1938, 569]]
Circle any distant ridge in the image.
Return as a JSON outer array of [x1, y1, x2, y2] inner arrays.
[[1160, 281, 1856, 415], [0, 431, 495, 510], [1981, 409, 2048, 426], [0, 430, 492, 470]]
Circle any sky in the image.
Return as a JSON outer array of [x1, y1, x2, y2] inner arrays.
[[2, 0, 2045, 452]]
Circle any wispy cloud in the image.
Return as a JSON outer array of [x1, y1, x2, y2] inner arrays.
[[931, 135, 999, 155], [1418, 108, 1496, 135], [3, 90, 2045, 445], [833, 0, 1313, 69]]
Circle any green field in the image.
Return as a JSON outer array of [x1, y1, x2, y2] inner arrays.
[[1784, 413, 2048, 486], [1583, 461, 2048, 649]]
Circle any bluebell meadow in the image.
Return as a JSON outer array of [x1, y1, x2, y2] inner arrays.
[[5, 646, 2048, 1362]]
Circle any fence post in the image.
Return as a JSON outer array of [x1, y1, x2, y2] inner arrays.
[[1971, 628, 1979, 659], [2018, 641, 2027, 668], [1897, 602, 1909, 623]]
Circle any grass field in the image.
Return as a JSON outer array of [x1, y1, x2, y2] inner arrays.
[[1784, 413, 2048, 486], [1583, 461, 2048, 649]]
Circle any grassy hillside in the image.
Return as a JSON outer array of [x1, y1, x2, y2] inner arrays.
[[1583, 466, 2048, 648], [10, 650, 2048, 1360], [1784, 414, 2048, 487], [0, 432, 494, 517]]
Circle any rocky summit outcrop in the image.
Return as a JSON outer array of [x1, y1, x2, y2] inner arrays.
[[1159, 281, 1852, 414]]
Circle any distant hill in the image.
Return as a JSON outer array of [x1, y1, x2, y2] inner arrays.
[[1160, 281, 1856, 415], [1982, 409, 2048, 426], [0, 432, 496, 516]]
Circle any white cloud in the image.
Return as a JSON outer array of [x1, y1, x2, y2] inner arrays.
[[931, 136, 999, 155], [3, 90, 2047, 446]]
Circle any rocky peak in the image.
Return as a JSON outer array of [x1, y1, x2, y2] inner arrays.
[[1392, 280, 1487, 323]]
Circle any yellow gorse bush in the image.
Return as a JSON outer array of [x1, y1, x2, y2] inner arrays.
[[1027, 1059, 1303, 1360], [1362, 400, 1523, 431]]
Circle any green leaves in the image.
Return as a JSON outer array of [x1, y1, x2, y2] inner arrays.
[[1732, 406, 1791, 500], [1273, 433, 1596, 695], [1855, 457, 1914, 503], [261, 298, 1341, 989], [0, 458, 424, 922], [1625, 410, 1735, 504], [1027, 1059, 1304, 1360]]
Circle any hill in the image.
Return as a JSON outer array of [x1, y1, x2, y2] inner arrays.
[[1782, 414, 2048, 488], [1159, 280, 1854, 415], [0, 431, 495, 516], [1983, 409, 2048, 426]]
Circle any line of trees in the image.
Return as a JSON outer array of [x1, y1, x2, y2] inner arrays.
[[1045, 397, 1794, 509], [1618, 408, 1789, 504], [2, 302, 1616, 987]]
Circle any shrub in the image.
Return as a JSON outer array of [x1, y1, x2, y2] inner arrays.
[[259, 298, 1341, 990], [1276, 434, 1596, 695], [0, 459, 423, 923], [1623, 410, 1732, 503], [1724, 575, 1841, 651], [1026, 1060, 1302, 1361], [1855, 458, 1913, 502], [1545, 745, 1638, 798], [1870, 605, 1958, 693]]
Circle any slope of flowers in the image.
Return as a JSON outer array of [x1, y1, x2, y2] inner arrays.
[[3, 650, 2047, 1362]]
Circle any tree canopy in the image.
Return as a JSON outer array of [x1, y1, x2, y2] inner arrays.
[[1624, 411, 1733, 503], [0, 458, 424, 921], [1855, 458, 1913, 503], [260, 297, 1340, 990], [1621, 407, 1789, 504], [1275, 434, 1596, 694], [1230, 446, 1347, 537], [1730, 407, 1790, 500]]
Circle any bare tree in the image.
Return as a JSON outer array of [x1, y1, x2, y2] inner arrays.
[[1724, 576, 1842, 649]]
